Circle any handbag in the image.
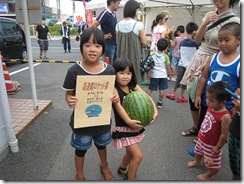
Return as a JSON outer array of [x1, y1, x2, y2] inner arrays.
[[140, 52, 155, 73], [187, 76, 200, 103]]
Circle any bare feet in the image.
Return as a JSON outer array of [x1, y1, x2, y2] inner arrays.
[[197, 173, 213, 180], [187, 161, 200, 167]]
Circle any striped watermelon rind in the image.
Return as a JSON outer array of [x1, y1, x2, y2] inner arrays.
[[122, 91, 154, 127]]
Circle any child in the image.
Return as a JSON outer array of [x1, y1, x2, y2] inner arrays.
[[228, 88, 240, 180], [194, 22, 240, 138], [166, 22, 199, 104], [187, 81, 232, 180], [112, 58, 158, 180], [62, 27, 117, 181], [170, 25, 185, 81], [150, 14, 167, 51], [146, 38, 172, 108]]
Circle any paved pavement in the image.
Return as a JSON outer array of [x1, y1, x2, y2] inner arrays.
[[0, 75, 234, 181], [0, 41, 237, 181]]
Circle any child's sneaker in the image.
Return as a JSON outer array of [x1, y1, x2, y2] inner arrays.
[[176, 97, 188, 103], [157, 101, 163, 108]]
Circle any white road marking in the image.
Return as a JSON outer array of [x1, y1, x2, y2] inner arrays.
[[9, 63, 41, 76]]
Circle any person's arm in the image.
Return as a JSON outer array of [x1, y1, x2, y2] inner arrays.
[[92, 20, 100, 28], [212, 114, 231, 155], [194, 56, 212, 109], [139, 28, 148, 46], [65, 90, 77, 108], [195, 12, 219, 43], [35, 26, 39, 40]]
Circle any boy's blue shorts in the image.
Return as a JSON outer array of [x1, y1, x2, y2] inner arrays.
[[70, 130, 112, 150], [148, 78, 168, 91]]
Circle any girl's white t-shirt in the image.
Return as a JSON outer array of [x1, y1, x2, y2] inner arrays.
[[116, 19, 144, 36]]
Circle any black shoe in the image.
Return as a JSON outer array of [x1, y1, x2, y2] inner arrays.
[[68, 50, 71, 53], [157, 101, 163, 108], [117, 167, 127, 177], [39, 55, 42, 59], [64, 50, 67, 53]]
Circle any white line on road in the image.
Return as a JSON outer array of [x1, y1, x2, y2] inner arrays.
[[9, 63, 41, 76]]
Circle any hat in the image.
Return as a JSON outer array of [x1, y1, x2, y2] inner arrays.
[[63, 21, 67, 24], [161, 10, 172, 19]]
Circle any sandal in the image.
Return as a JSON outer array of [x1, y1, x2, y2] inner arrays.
[[166, 93, 175, 100], [117, 166, 128, 177], [181, 127, 197, 136], [75, 175, 85, 180], [100, 163, 114, 180]]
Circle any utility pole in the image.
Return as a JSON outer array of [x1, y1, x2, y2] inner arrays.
[[56, 0, 60, 20]]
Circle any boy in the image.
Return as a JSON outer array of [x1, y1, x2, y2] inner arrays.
[[146, 38, 172, 108], [166, 22, 199, 104], [187, 81, 232, 180]]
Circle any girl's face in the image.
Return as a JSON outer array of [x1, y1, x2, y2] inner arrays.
[[218, 30, 240, 54], [116, 67, 132, 87], [212, 0, 230, 9], [82, 34, 103, 63], [206, 92, 225, 111]]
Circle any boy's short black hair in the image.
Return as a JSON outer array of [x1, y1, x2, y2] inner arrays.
[[176, 25, 185, 34], [157, 38, 169, 51], [219, 22, 240, 38], [123, 0, 140, 18], [185, 22, 198, 34], [207, 81, 232, 103], [80, 27, 105, 56]]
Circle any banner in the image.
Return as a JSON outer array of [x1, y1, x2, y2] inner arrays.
[[74, 75, 115, 128], [85, 10, 93, 27]]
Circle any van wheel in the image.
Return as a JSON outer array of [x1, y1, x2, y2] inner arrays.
[[21, 49, 27, 63]]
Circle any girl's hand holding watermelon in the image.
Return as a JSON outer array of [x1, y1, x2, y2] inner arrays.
[[127, 119, 143, 130]]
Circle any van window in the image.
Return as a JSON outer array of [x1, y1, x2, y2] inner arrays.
[[1, 22, 20, 36]]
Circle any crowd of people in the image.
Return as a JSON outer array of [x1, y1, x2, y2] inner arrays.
[[61, 0, 240, 181]]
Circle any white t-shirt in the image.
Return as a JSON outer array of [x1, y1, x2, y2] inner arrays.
[[116, 19, 144, 36], [151, 52, 168, 78], [150, 24, 166, 51]]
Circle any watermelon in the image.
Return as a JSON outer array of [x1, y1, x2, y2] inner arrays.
[[122, 91, 154, 127]]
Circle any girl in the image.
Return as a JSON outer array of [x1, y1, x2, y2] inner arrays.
[[62, 27, 117, 181], [150, 14, 167, 51], [112, 58, 158, 180]]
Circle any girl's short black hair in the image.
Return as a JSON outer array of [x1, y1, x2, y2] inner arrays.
[[80, 27, 105, 56], [112, 58, 137, 88], [123, 0, 140, 18], [207, 81, 232, 103]]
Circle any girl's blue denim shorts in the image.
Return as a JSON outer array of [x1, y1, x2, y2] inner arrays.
[[70, 130, 112, 150]]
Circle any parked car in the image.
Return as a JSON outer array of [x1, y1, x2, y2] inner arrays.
[[0, 17, 27, 60], [48, 18, 58, 26]]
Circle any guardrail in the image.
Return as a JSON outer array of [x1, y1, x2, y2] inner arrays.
[[2, 59, 77, 63]]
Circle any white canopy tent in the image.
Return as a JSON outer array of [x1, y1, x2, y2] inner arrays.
[[85, 0, 213, 10]]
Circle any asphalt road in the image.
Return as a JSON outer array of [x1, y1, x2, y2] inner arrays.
[[0, 38, 233, 181]]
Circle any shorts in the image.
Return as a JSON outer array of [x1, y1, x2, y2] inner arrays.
[[175, 66, 186, 89], [194, 138, 222, 171], [70, 130, 112, 150], [38, 39, 49, 51], [148, 78, 168, 91], [171, 56, 180, 69]]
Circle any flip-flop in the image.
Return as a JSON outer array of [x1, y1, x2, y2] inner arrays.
[[188, 146, 195, 156]]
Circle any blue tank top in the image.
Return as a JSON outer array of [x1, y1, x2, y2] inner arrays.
[[202, 52, 240, 110]]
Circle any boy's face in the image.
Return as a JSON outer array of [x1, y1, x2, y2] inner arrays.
[[82, 34, 103, 63], [206, 92, 226, 111], [218, 29, 240, 54]]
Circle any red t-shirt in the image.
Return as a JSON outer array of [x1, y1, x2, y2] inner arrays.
[[198, 108, 229, 146]]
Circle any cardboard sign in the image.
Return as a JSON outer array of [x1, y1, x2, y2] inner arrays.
[[74, 75, 115, 128]]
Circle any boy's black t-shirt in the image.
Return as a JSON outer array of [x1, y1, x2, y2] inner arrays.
[[62, 62, 115, 135]]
